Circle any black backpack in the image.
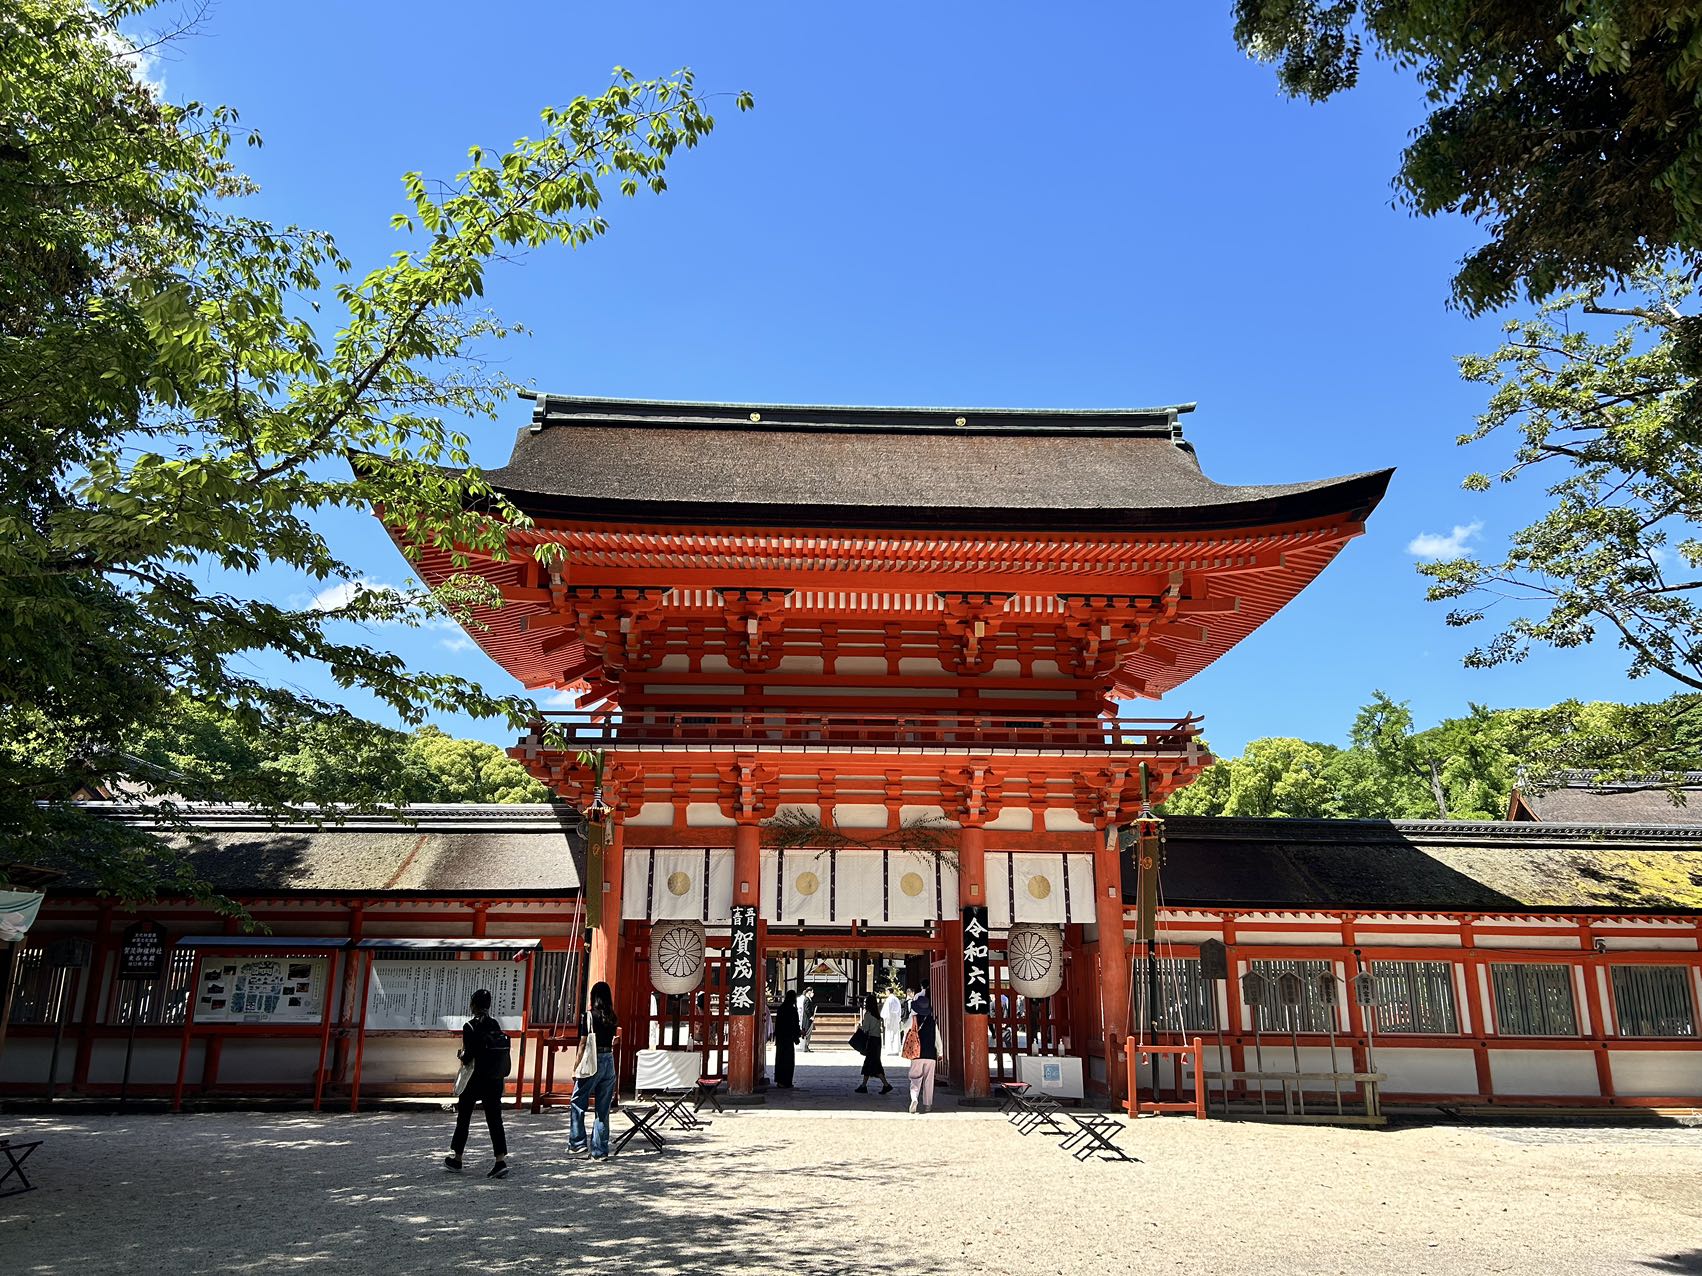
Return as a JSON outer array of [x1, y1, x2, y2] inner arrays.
[[474, 1017, 513, 1078]]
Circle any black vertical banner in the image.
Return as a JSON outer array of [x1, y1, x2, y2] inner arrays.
[[961, 905, 991, 1016], [728, 905, 758, 1016]]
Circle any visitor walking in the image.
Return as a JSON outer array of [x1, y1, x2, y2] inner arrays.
[[445, 988, 510, 1177], [905, 989, 939, 1114], [854, 991, 892, 1094], [569, 981, 619, 1160], [800, 988, 816, 1052], [881, 988, 903, 1055], [774, 989, 802, 1088]]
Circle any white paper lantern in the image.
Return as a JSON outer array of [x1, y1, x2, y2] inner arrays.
[[649, 920, 707, 995], [1005, 923, 1063, 999]]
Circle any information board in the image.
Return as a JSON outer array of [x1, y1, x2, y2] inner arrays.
[[196, 956, 328, 1024], [119, 922, 167, 980], [365, 959, 526, 1031]]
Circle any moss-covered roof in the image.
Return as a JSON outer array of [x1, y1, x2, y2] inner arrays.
[[1130, 816, 1702, 913]]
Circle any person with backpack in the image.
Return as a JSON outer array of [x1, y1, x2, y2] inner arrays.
[[445, 988, 511, 1177], [905, 987, 938, 1114], [569, 981, 619, 1160]]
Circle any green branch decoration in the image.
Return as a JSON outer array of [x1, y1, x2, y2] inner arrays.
[[761, 808, 958, 869]]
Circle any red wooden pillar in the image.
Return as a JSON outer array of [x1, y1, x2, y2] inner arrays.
[[73, 901, 115, 1093], [729, 820, 762, 1095], [1459, 920, 1494, 1100], [1093, 829, 1131, 1103], [959, 824, 990, 1100], [588, 818, 625, 1000]]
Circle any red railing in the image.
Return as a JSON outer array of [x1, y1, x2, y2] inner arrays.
[[526, 710, 1202, 755]]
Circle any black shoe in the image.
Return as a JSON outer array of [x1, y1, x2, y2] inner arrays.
[[854, 1085, 867, 1093], [881, 1083, 893, 1094], [487, 1161, 509, 1179], [444, 1156, 463, 1171]]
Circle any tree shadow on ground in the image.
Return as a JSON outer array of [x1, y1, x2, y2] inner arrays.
[[1, 1111, 960, 1276], [1642, 1254, 1702, 1274]]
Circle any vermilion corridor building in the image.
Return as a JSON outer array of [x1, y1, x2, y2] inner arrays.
[[407, 395, 1392, 1101], [10, 398, 1700, 1113]]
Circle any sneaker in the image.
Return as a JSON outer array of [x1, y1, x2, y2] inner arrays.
[[908, 1099, 918, 1114], [567, 1142, 588, 1155], [443, 1156, 463, 1171], [487, 1161, 509, 1179]]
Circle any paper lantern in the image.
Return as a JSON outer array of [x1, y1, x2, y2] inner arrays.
[[649, 920, 706, 995], [1005, 923, 1063, 999]]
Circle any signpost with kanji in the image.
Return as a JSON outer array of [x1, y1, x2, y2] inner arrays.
[[728, 905, 759, 1016], [961, 905, 991, 1017]]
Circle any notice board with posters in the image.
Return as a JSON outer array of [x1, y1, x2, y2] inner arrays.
[[364, 959, 526, 1031], [196, 956, 329, 1024]]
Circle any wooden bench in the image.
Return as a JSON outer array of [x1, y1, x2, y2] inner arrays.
[[0, 1138, 42, 1197], [1204, 1069, 1386, 1125]]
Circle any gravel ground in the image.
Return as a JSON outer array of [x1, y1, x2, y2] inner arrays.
[[3, 1053, 1700, 1276]]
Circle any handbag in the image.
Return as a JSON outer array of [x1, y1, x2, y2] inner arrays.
[[900, 1022, 921, 1061], [452, 1062, 474, 1096], [848, 1027, 873, 1054], [573, 1008, 600, 1079]]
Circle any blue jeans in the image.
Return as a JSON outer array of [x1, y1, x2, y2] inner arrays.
[[569, 1051, 616, 1157]]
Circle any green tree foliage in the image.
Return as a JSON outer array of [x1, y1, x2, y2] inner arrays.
[[1232, 2, 1702, 313], [1163, 690, 1702, 819], [1422, 276, 1702, 725], [0, 2, 747, 894], [127, 699, 547, 805]]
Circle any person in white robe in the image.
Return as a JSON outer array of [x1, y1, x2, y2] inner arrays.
[[881, 990, 904, 1055]]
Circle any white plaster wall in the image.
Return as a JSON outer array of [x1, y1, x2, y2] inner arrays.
[[85, 1039, 200, 1086], [216, 1040, 326, 1084], [686, 802, 734, 829], [1487, 1049, 1600, 1097], [1042, 808, 1092, 832], [1599, 935, 1698, 951], [774, 655, 824, 674], [1232, 931, 1342, 945], [356, 1037, 461, 1085], [832, 803, 888, 829], [1376, 1047, 1479, 1095], [898, 658, 944, 676], [985, 808, 1033, 831], [899, 804, 949, 826], [1608, 1050, 1702, 1098], [1473, 934, 1582, 950], [625, 802, 674, 828], [831, 657, 886, 676]]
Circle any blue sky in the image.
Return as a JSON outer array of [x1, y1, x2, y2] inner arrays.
[[142, 2, 1659, 756]]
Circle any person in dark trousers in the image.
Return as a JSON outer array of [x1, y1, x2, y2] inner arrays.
[[569, 981, 620, 1160], [799, 988, 816, 1052], [774, 989, 802, 1088], [445, 988, 509, 1177], [854, 991, 892, 1094], [907, 989, 939, 1114]]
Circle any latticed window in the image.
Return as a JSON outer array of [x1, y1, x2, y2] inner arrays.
[[1247, 959, 1337, 1033], [1490, 963, 1578, 1037], [1371, 960, 1459, 1034], [1134, 957, 1217, 1032], [107, 947, 197, 1026], [1611, 965, 1698, 1038], [529, 947, 585, 1026], [6, 945, 78, 1025]]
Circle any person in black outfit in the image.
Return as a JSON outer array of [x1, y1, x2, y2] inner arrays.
[[854, 990, 892, 1094], [774, 989, 802, 1088], [445, 988, 509, 1177]]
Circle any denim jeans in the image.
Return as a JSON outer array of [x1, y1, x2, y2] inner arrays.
[[569, 1051, 616, 1157]]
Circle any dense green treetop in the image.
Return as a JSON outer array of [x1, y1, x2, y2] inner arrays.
[[0, 0, 748, 896], [1163, 690, 1702, 819], [1233, 2, 1702, 313]]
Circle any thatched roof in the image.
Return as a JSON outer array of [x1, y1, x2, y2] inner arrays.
[[1133, 816, 1702, 912], [74, 804, 584, 896], [1509, 774, 1702, 826], [475, 394, 1392, 532]]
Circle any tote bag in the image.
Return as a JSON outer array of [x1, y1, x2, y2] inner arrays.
[[900, 1022, 921, 1061], [573, 1008, 600, 1079]]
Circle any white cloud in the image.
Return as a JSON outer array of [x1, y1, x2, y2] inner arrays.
[[308, 578, 404, 614], [440, 636, 476, 654], [1407, 521, 1483, 560], [542, 690, 578, 709], [98, 26, 165, 97]]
